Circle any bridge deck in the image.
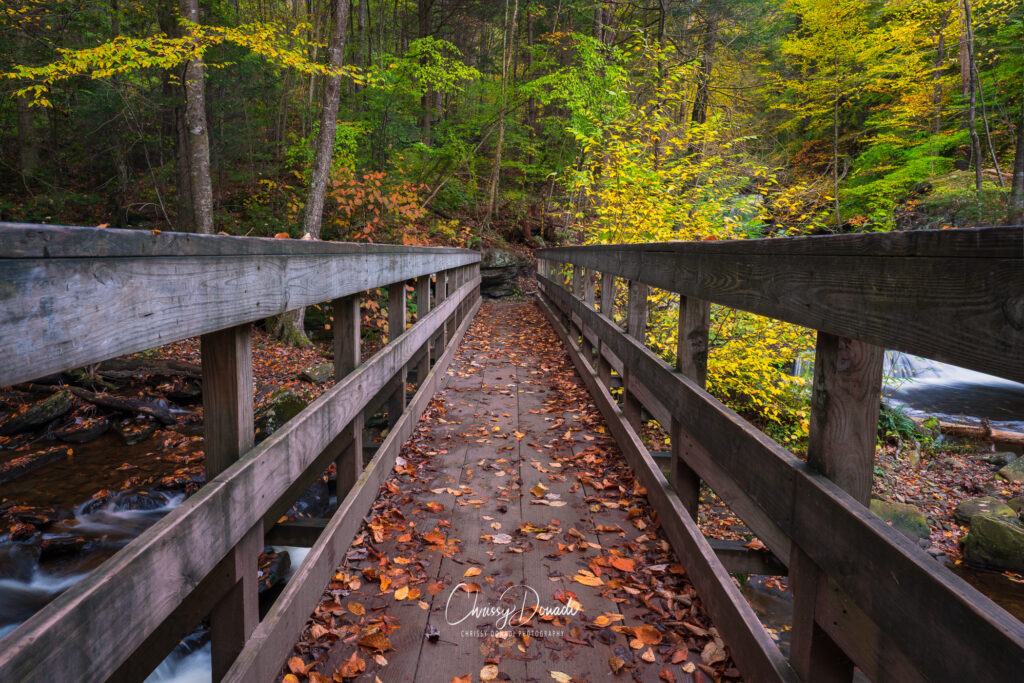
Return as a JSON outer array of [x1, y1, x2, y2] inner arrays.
[[281, 301, 735, 682]]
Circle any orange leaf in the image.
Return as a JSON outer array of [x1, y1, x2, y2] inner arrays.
[[460, 582, 481, 593], [611, 557, 635, 573], [334, 652, 365, 680], [348, 601, 366, 616], [357, 632, 392, 652], [464, 566, 482, 577]]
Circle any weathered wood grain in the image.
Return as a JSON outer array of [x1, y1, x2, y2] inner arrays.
[[200, 324, 255, 480], [537, 229, 1024, 383], [0, 222, 478, 259], [0, 276, 480, 682], [0, 248, 478, 388], [387, 282, 409, 427], [538, 273, 1024, 682]]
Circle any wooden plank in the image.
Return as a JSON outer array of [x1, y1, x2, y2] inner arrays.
[[211, 522, 262, 680], [708, 540, 787, 576], [0, 276, 480, 682], [538, 274, 1024, 682], [536, 230, 1024, 383], [623, 281, 648, 430], [222, 297, 482, 683], [0, 222, 480, 259], [0, 250, 478, 388], [535, 291, 797, 682], [264, 519, 329, 547], [597, 273, 616, 387]]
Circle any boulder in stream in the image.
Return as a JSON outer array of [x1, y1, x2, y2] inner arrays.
[[299, 362, 334, 385], [953, 496, 1017, 525], [114, 420, 158, 445], [54, 416, 110, 444], [869, 499, 931, 541], [995, 457, 1024, 482], [258, 547, 291, 595], [255, 390, 308, 442], [974, 451, 1018, 468], [1007, 496, 1024, 515], [962, 513, 1024, 573], [0, 391, 74, 436]]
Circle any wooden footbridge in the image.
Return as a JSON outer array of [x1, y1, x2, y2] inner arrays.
[[0, 223, 1022, 682]]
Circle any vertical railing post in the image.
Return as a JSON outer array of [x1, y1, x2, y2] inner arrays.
[[597, 273, 615, 387], [622, 280, 648, 430], [582, 268, 598, 364], [415, 275, 431, 383], [200, 324, 260, 681], [670, 294, 711, 518], [387, 282, 408, 428], [789, 331, 884, 681], [570, 264, 584, 341], [436, 270, 449, 347], [332, 294, 362, 497]]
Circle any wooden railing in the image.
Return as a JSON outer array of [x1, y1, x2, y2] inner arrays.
[[536, 227, 1024, 682], [0, 223, 481, 681]]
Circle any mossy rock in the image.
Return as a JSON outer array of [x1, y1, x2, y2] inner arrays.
[[953, 496, 1017, 525], [869, 499, 931, 541], [974, 451, 1018, 467], [1007, 496, 1024, 515], [996, 457, 1024, 482], [255, 390, 308, 442], [0, 391, 74, 435], [962, 513, 1024, 573], [299, 362, 334, 384]]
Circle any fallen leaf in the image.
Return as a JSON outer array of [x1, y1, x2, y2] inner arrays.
[[348, 601, 366, 616], [611, 557, 635, 573], [701, 640, 728, 665], [464, 566, 482, 577], [394, 585, 410, 601], [461, 582, 481, 593], [450, 676, 471, 683], [608, 656, 626, 674], [659, 668, 677, 682], [480, 664, 499, 680], [358, 632, 392, 652], [288, 657, 308, 675], [492, 533, 513, 544], [641, 648, 656, 663], [334, 652, 365, 680], [550, 672, 572, 682], [635, 624, 663, 645]]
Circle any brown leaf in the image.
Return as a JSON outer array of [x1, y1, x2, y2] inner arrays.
[[641, 648, 656, 663], [427, 580, 445, 595], [609, 656, 626, 674], [334, 652, 366, 680], [635, 624, 663, 645], [480, 664, 499, 681], [701, 640, 728, 665], [460, 582, 481, 593], [358, 632, 392, 652], [348, 601, 366, 616], [611, 557, 636, 573], [450, 676, 471, 683], [309, 673, 332, 683], [658, 669, 677, 682], [464, 566, 482, 577], [288, 657, 309, 675]]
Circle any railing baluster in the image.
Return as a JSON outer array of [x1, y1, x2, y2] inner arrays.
[[436, 270, 449, 347], [200, 324, 261, 681], [387, 282, 408, 428], [671, 294, 710, 519], [623, 280, 648, 430], [789, 332, 884, 681], [415, 275, 431, 382], [597, 272, 616, 387], [333, 294, 363, 497]]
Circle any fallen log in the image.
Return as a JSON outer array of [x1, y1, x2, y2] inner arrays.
[[910, 416, 1024, 447], [97, 358, 201, 380], [67, 387, 178, 424]]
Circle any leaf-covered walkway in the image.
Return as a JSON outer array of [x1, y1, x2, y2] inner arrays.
[[282, 301, 739, 683]]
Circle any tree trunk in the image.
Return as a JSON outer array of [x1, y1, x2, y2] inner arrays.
[[485, 0, 518, 223], [961, 0, 983, 194], [1011, 101, 1024, 224], [15, 33, 40, 184], [690, 17, 717, 126], [418, 0, 433, 143], [931, 10, 949, 135], [278, 0, 350, 348], [180, 0, 215, 234]]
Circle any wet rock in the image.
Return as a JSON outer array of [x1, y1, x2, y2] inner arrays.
[[114, 420, 158, 445], [258, 547, 291, 595], [111, 490, 173, 512], [869, 499, 931, 540], [0, 391, 74, 436], [288, 479, 331, 519], [255, 390, 308, 442], [54, 416, 110, 444], [1007, 496, 1024, 515], [953, 496, 1017, 525], [0, 447, 73, 485], [166, 382, 202, 404], [974, 451, 1018, 468], [996, 457, 1024, 482], [299, 362, 334, 384], [39, 535, 91, 561], [962, 513, 1024, 573]]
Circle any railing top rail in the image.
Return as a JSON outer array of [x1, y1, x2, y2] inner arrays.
[[0, 223, 480, 388], [0, 222, 478, 259], [537, 225, 1022, 259], [536, 226, 1024, 384]]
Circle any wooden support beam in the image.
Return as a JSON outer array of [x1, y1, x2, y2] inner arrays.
[[387, 282, 408, 428], [623, 281, 648, 430], [265, 519, 328, 547], [333, 295, 363, 497], [672, 294, 710, 519], [597, 273, 616, 387], [200, 325, 261, 680], [436, 270, 449, 347], [415, 275, 431, 383], [789, 332, 884, 682]]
